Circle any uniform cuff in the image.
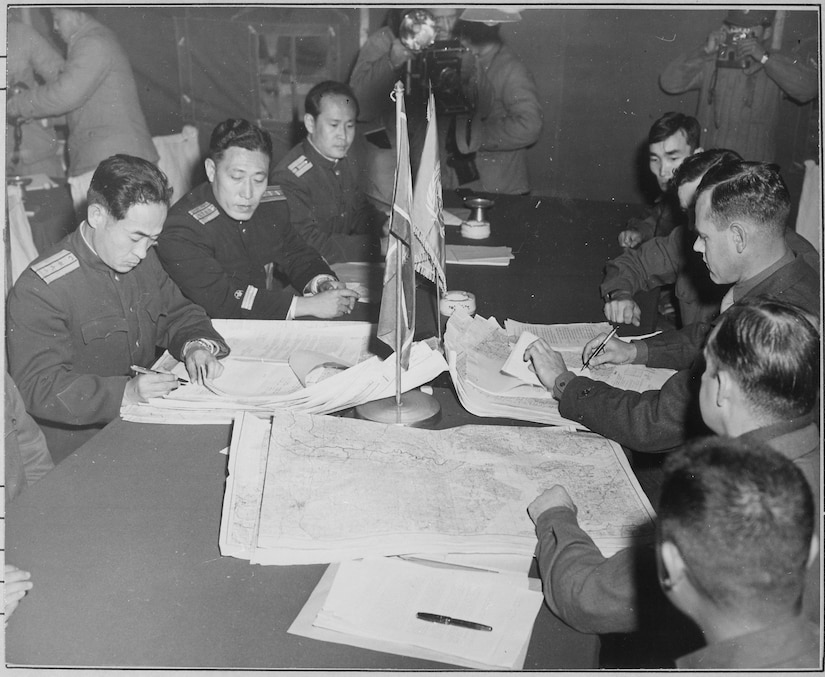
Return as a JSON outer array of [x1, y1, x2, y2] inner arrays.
[[304, 274, 337, 295], [552, 370, 577, 400], [285, 296, 298, 320]]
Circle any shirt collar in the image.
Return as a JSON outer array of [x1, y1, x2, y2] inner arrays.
[[730, 249, 795, 304], [305, 137, 343, 166]]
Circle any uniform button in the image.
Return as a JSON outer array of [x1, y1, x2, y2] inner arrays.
[[114, 274, 120, 281]]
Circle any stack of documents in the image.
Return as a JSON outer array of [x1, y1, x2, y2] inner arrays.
[[444, 312, 676, 426], [120, 319, 447, 424], [289, 557, 544, 670], [220, 411, 655, 564], [445, 244, 514, 266]]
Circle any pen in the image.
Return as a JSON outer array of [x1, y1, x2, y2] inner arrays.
[[416, 612, 492, 631], [582, 326, 619, 370], [130, 365, 189, 385]]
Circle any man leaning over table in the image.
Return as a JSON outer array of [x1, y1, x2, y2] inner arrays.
[[524, 160, 820, 453], [157, 118, 359, 320], [6, 155, 228, 464], [527, 299, 821, 664], [271, 81, 387, 264]]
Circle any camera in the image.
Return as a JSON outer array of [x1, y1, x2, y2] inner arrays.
[[716, 27, 755, 69], [408, 40, 476, 116]]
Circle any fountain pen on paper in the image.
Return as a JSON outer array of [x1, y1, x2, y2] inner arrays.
[[416, 612, 493, 631], [130, 365, 189, 385], [582, 325, 619, 370]]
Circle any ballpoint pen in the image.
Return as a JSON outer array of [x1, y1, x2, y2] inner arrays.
[[130, 365, 189, 385], [582, 325, 619, 370], [416, 612, 493, 631]]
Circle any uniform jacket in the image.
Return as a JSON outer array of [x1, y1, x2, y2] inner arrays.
[[157, 181, 334, 320], [660, 46, 818, 162], [6, 227, 227, 460], [534, 419, 822, 642], [559, 255, 820, 452], [451, 43, 542, 195], [7, 16, 158, 176], [271, 139, 383, 264]]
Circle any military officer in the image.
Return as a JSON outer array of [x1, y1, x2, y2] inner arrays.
[[158, 118, 359, 319], [6, 155, 228, 463]]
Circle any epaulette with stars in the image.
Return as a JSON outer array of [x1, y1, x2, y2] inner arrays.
[[31, 250, 80, 284], [188, 201, 220, 224], [287, 155, 313, 178], [261, 186, 287, 203]]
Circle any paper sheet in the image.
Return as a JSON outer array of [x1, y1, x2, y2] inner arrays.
[[445, 244, 514, 266], [307, 558, 543, 670]]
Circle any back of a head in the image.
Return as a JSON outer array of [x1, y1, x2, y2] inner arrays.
[[659, 436, 814, 616], [704, 297, 820, 421], [672, 148, 741, 189], [304, 80, 359, 120], [695, 160, 790, 238], [648, 112, 701, 151], [208, 119, 273, 164], [87, 154, 173, 220]]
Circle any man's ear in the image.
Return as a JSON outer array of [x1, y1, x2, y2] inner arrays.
[[716, 368, 734, 407], [86, 202, 105, 230], [204, 158, 216, 183], [660, 540, 687, 589], [304, 113, 316, 136], [807, 534, 819, 569], [729, 222, 747, 253]]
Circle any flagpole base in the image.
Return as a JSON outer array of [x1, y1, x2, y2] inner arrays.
[[354, 390, 441, 428]]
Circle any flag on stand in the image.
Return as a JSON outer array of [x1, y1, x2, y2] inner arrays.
[[412, 89, 446, 294], [377, 81, 416, 371]]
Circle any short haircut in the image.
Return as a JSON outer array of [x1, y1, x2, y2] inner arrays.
[[672, 148, 742, 189], [208, 119, 273, 164], [696, 160, 790, 237], [304, 80, 359, 120], [648, 112, 701, 151], [87, 154, 173, 220], [659, 436, 814, 614], [704, 297, 820, 420]]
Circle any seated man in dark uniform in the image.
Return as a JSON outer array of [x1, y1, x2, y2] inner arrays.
[[6, 155, 228, 463], [157, 118, 359, 320], [271, 81, 387, 264]]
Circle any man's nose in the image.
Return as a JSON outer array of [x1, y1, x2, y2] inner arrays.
[[239, 179, 253, 198], [693, 237, 702, 253]]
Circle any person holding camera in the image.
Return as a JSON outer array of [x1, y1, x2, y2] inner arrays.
[[659, 9, 818, 163]]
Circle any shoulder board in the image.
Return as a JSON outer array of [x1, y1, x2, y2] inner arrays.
[[31, 250, 79, 284], [188, 201, 220, 224], [287, 155, 313, 178], [261, 186, 286, 203]]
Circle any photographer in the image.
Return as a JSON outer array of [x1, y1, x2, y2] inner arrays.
[[447, 19, 543, 195], [660, 9, 818, 163]]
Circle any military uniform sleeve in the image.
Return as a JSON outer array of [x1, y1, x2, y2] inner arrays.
[[534, 507, 649, 634], [641, 321, 713, 370], [557, 367, 705, 453], [8, 30, 110, 119], [26, 25, 65, 83], [659, 47, 711, 94], [145, 252, 229, 359], [6, 272, 128, 427], [601, 227, 686, 299], [271, 212, 338, 285], [467, 57, 543, 153]]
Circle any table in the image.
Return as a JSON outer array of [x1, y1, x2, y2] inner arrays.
[[6, 194, 644, 669]]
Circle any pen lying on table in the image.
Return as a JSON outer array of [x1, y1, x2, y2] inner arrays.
[[130, 365, 189, 385], [582, 325, 619, 370], [416, 612, 493, 631]]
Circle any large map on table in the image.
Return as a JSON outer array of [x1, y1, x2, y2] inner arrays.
[[219, 411, 656, 565]]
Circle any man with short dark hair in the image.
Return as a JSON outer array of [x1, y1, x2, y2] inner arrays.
[[660, 8, 818, 162], [526, 161, 820, 452], [7, 155, 228, 463], [527, 298, 821, 644], [658, 437, 819, 669], [271, 81, 386, 264], [157, 118, 359, 320]]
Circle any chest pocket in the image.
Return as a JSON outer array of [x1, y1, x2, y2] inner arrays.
[[80, 316, 129, 344]]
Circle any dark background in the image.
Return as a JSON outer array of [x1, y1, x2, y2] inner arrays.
[[8, 5, 819, 208]]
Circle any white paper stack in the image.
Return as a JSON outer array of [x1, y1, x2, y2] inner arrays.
[[445, 244, 514, 266]]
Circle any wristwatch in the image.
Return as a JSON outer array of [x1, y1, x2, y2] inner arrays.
[[760, 52, 770, 65]]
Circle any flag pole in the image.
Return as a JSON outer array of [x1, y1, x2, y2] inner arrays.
[[394, 229, 403, 408]]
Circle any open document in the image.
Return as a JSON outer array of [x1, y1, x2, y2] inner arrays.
[[444, 312, 676, 427], [219, 411, 656, 565], [120, 320, 447, 424]]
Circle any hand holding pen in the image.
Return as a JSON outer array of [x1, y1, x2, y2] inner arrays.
[[122, 365, 185, 406], [581, 326, 635, 369]]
